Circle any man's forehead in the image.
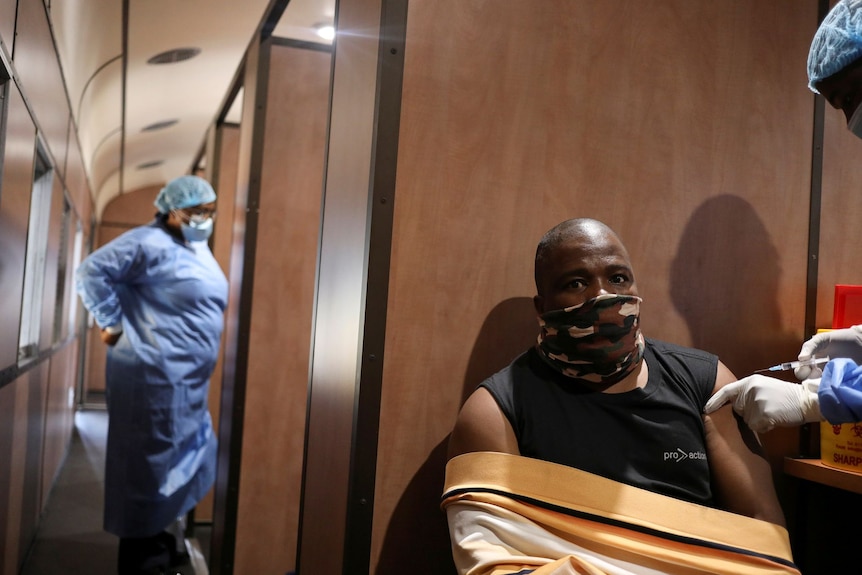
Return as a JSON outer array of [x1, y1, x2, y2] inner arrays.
[[556, 229, 627, 256], [541, 237, 632, 277]]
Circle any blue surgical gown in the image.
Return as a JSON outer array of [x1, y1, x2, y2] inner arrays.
[[75, 220, 228, 538], [820, 358, 862, 423]]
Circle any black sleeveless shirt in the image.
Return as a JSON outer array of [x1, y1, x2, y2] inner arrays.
[[480, 338, 717, 506]]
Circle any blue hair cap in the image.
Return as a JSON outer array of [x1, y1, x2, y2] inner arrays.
[[154, 175, 216, 213], [808, 0, 862, 93]]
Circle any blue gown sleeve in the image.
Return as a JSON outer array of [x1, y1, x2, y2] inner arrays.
[[819, 358, 862, 423], [74, 230, 148, 329]]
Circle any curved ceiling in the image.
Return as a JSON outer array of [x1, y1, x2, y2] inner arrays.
[[50, 0, 335, 220]]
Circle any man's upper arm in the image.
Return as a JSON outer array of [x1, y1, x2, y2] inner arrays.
[[448, 387, 520, 460], [704, 361, 786, 526]]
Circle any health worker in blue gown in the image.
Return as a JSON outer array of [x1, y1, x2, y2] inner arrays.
[[704, 0, 862, 432], [75, 174, 228, 575]]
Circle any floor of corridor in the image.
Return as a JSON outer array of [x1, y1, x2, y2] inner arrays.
[[19, 409, 210, 575]]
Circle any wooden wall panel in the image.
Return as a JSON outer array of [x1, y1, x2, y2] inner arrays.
[[100, 183, 162, 225], [19, 361, 47, 562], [197, 123, 239, 523], [82, 320, 108, 397], [211, 125, 240, 281], [0, 361, 64, 575], [42, 344, 77, 507], [0, 81, 35, 368], [0, 0, 15, 56], [233, 42, 329, 575], [371, 1, 817, 570], [0, 373, 30, 574], [13, 0, 69, 175], [0, 372, 29, 575], [210, 37, 262, 575], [816, 109, 862, 328]]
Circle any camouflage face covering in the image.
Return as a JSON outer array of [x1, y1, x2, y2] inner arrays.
[[536, 293, 645, 385]]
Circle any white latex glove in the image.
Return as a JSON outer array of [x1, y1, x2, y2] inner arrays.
[[795, 325, 862, 379], [703, 374, 822, 433]]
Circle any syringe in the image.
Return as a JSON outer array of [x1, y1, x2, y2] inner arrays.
[[754, 356, 829, 373]]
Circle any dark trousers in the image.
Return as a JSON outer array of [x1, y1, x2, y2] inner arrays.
[[117, 531, 176, 575]]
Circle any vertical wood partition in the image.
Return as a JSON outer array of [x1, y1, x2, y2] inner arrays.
[[198, 123, 240, 523], [211, 35, 263, 575], [212, 28, 332, 573], [232, 39, 330, 574]]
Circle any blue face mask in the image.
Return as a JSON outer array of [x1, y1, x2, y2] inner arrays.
[[180, 214, 213, 243]]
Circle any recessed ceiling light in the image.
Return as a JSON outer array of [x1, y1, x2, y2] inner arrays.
[[142, 119, 179, 132], [147, 48, 201, 65], [315, 24, 335, 41], [137, 160, 164, 170]]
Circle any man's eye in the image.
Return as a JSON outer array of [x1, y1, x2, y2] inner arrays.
[[611, 274, 628, 284], [566, 279, 585, 289]]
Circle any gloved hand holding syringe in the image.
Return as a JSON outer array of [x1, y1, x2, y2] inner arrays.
[[703, 356, 829, 433], [754, 355, 829, 374], [705, 325, 862, 432]]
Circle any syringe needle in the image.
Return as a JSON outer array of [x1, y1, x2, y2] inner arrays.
[[753, 356, 829, 374]]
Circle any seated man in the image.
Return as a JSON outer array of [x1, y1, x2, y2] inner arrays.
[[443, 218, 799, 575]]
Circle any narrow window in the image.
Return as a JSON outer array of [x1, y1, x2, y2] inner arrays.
[[18, 149, 54, 363]]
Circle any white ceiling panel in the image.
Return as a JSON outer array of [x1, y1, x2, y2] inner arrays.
[[49, 0, 335, 220]]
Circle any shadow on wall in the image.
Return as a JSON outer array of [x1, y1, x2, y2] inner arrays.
[[669, 194, 803, 520], [670, 194, 800, 377], [375, 297, 539, 575]]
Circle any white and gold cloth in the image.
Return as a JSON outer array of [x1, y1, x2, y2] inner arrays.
[[442, 452, 800, 575]]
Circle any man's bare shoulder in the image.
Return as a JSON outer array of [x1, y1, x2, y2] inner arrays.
[[448, 387, 520, 460]]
